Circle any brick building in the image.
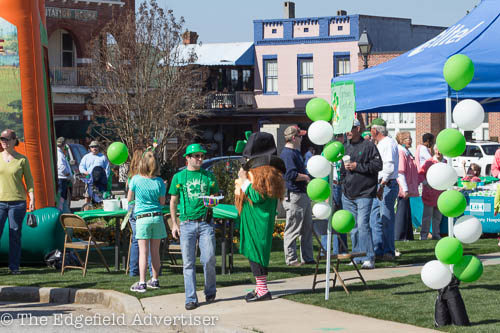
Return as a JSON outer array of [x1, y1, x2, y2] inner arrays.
[[45, 0, 134, 140]]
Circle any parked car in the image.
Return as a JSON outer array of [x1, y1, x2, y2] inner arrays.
[[66, 143, 88, 199], [452, 141, 500, 177]]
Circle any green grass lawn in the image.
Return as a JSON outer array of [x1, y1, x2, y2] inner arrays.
[[0, 67, 21, 112], [1, 237, 498, 302], [285, 264, 500, 332]]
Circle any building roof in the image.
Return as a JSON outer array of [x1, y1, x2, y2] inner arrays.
[[180, 42, 254, 66]]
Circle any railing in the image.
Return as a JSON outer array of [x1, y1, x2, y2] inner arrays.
[[49, 67, 90, 87], [204, 92, 255, 110]]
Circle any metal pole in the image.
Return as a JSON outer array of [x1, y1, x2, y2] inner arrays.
[[325, 163, 334, 300], [446, 97, 454, 238]]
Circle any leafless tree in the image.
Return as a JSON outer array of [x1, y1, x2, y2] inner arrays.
[[87, 0, 205, 161]]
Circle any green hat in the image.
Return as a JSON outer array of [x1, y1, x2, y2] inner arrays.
[[367, 118, 387, 128], [362, 131, 371, 137], [183, 143, 207, 157]]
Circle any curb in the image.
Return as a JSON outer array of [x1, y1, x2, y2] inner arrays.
[[0, 286, 143, 315]]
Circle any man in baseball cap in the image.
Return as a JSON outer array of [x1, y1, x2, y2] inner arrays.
[[169, 142, 219, 310], [280, 124, 313, 267]]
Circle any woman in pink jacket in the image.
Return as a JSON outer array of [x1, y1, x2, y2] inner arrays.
[[418, 146, 445, 240], [394, 132, 419, 241]]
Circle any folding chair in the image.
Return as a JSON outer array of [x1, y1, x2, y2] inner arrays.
[[311, 219, 367, 294], [59, 214, 111, 277], [161, 215, 183, 272]]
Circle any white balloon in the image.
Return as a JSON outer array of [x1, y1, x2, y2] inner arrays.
[[421, 260, 452, 289], [308, 120, 334, 145], [453, 99, 484, 131], [313, 202, 332, 219], [454, 215, 482, 244], [307, 155, 331, 178], [426, 163, 457, 191]]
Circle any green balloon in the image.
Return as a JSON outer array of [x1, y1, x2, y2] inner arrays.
[[107, 142, 129, 165], [435, 237, 463, 265], [331, 209, 355, 234], [323, 141, 344, 162], [437, 190, 466, 217], [443, 54, 474, 91], [306, 178, 331, 201], [453, 255, 483, 282], [436, 129, 466, 158], [306, 98, 332, 122]]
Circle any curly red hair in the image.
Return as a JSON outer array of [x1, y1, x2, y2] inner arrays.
[[235, 165, 285, 213]]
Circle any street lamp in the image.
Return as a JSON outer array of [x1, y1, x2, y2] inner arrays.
[[358, 29, 372, 69]]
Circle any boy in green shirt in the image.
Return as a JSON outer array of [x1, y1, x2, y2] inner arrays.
[[169, 144, 219, 311]]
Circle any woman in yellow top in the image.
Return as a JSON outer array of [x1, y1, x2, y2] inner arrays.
[[0, 129, 35, 274]]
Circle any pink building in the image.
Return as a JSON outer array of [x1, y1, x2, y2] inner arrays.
[[253, 5, 445, 128]]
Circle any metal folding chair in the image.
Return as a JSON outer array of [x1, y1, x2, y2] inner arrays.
[[311, 219, 367, 294], [59, 214, 110, 276]]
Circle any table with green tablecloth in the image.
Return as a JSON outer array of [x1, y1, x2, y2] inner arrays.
[[76, 204, 239, 273]]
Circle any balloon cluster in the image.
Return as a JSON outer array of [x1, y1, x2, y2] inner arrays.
[[305, 98, 355, 235], [421, 54, 484, 289]]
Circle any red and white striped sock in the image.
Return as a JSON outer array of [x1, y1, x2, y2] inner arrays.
[[255, 275, 268, 297]]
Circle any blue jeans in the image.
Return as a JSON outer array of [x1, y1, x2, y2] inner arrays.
[[370, 181, 399, 256], [341, 195, 374, 263], [0, 201, 27, 271], [321, 184, 347, 254], [180, 220, 216, 304], [128, 205, 152, 277]]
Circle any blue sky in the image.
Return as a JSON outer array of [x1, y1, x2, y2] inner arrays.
[[154, 0, 481, 43]]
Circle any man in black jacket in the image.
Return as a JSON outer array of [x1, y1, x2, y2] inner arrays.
[[340, 119, 382, 269]]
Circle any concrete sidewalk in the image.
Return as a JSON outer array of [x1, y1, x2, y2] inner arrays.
[[138, 252, 500, 333]]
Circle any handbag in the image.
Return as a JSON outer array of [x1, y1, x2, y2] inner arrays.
[[26, 213, 38, 228]]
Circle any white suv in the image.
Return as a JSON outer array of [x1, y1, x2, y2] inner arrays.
[[451, 141, 500, 177]]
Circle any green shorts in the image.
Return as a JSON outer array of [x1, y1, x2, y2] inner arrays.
[[135, 215, 167, 239]]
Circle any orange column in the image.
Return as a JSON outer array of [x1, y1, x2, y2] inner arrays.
[[0, 0, 56, 208]]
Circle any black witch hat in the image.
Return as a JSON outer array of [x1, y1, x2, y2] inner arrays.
[[241, 132, 286, 174]]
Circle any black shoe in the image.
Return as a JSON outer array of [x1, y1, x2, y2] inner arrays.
[[304, 260, 316, 265], [246, 292, 272, 303], [206, 294, 216, 303], [185, 302, 198, 310], [245, 290, 256, 300]]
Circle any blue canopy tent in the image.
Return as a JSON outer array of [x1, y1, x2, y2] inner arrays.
[[332, 0, 500, 116], [323, 0, 500, 300]]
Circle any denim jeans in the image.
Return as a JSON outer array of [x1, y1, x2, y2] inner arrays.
[[128, 205, 152, 277], [0, 201, 27, 271], [321, 184, 347, 254], [341, 195, 374, 263], [370, 181, 399, 256], [180, 220, 216, 304]]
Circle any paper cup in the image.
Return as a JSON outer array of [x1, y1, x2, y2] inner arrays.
[[342, 155, 351, 164]]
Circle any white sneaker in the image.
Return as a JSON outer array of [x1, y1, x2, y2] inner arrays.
[[361, 260, 375, 269], [395, 249, 402, 257]]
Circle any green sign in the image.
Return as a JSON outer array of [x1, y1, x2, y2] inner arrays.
[[331, 80, 356, 134]]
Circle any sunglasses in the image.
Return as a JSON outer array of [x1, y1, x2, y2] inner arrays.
[[190, 154, 205, 159], [90, 146, 99, 148], [0, 137, 11, 142]]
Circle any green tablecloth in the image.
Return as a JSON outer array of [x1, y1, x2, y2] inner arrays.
[[213, 204, 239, 220]]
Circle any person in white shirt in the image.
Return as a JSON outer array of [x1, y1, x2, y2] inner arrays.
[[416, 133, 434, 171], [368, 118, 400, 261], [56, 137, 72, 211]]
